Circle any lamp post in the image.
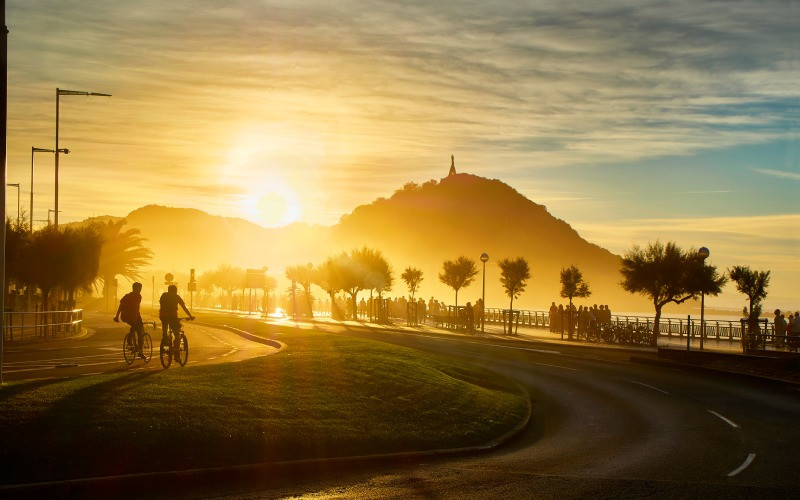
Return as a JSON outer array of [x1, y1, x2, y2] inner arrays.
[[698, 247, 710, 350], [31, 147, 68, 232], [6, 183, 19, 228], [480, 252, 489, 332], [55, 88, 111, 227], [47, 209, 61, 226]]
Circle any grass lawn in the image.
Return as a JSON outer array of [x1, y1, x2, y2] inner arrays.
[[0, 314, 528, 485]]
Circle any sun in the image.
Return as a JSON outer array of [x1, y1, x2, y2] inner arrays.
[[256, 188, 302, 227], [220, 123, 323, 227]]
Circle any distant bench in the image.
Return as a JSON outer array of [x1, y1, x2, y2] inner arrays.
[[432, 314, 466, 331]]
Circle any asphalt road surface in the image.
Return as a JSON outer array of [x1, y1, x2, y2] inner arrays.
[[1, 315, 278, 381], [189, 321, 800, 499]]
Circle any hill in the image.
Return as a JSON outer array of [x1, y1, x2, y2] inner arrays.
[[91, 173, 652, 311]]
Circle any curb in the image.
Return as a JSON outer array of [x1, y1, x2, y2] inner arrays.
[[192, 321, 284, 351], [630, 356, 800, 388]]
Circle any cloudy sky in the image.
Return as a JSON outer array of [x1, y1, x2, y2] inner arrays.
[[5, 0, 798, 308]]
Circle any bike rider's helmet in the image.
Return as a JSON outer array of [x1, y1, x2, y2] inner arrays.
[[168, 284, 178, 293]]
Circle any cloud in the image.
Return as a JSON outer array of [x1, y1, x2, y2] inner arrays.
[[752, 168, 800, 181]]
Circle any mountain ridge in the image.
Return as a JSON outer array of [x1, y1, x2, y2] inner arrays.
[[86, 173, 652, 311]]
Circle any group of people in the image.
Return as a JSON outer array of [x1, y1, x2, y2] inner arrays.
[[773, 309, 800, 349], [114, 282, 194, 359], [549, 302, 613, 335]]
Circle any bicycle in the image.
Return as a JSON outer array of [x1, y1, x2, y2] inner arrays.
[[160, 317, 192, 369], [123, 321, 155, 365]]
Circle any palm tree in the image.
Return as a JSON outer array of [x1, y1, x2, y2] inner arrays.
[[498, 257, 531, 330], [95, 220, 153, 311], [439, 256, 478, 311], [559, 265, 591, 340]]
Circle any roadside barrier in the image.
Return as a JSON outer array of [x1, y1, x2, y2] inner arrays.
[[2, 309, 83, 341]]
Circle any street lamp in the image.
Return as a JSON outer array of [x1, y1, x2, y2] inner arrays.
[[55, 88, 111, 227], [480, 252, 489, 332], [31, 146, 68, 232], [6, 183, 19, 228], [698, 246, 710, 350], [47, 209, 61, 226]]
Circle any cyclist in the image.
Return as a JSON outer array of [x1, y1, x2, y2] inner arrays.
[[159, 284, 195, 360], [114, 282, 145, 358]]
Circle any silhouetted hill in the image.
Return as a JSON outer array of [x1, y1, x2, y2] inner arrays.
[[85, 174, 654, 311], [331, 173, 648, 310]]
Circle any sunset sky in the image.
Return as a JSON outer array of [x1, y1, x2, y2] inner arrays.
[[5, 1, 798, 308]]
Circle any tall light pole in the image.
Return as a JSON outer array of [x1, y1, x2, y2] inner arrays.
[[698, 246, 710, 350], [55, 88, 111, 227], [480, 252, 489, 332], [31, 146, 67, 232]]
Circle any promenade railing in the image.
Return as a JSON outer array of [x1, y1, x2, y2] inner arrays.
[[479, 308, 774, 341], [2, 309, 83, 342]]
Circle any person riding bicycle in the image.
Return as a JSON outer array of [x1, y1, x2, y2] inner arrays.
[[114, 282, 145, 358], [159, 284, 195, 359]]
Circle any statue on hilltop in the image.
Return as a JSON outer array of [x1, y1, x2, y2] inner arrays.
[[448, 154, 456, 176]]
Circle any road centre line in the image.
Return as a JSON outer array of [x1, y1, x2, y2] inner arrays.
[[708, 410, 740, 428], [728, 453, 756, 477], [629, 380, 670, 394]]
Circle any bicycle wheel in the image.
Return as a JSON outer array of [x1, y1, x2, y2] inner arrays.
[[177, 333, 189, 366], [141, 332, 153, 363], [123, 332, 137, 365], [160, 335, 173, 369]]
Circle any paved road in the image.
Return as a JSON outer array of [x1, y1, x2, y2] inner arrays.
[[192, 320, 800, 498], [1, 314, 278, 381]]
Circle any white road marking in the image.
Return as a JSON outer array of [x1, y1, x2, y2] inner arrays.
[[630, 380, 670, 394], [708, 410, 739, 428], [728, 453, 756, 477]]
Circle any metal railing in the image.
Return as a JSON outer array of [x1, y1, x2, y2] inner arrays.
[[3, 309, 83, 341], [476, 308, 776, 341]]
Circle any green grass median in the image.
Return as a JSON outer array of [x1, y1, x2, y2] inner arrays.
[[0, 314, 528, 485]]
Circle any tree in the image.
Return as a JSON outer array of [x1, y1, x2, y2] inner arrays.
[[209, 264, 247, 310], [439, 256, 478, 310], [498, 257, 531, 327], [620, 241, 726, 346], [20, 227, 100, 310], [314, 255, 347, 320], [60, 225, 103, 308], [285, 263, 315, 317], [401, 267, 424, 300], [96, 220, 152, 310], [729, 265, 770, 350], [349, 247, 393, 322], [560, 265, 591, 340]]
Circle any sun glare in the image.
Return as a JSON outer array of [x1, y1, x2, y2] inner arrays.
[[220, 123, 324, 227]]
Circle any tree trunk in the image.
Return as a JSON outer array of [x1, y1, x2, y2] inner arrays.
[[349, 291, 358, 320], [304, 287, 313, 317], [568, 297, 573, 340], [509, 295, 514, 335], [652, 304, 662, 347]]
